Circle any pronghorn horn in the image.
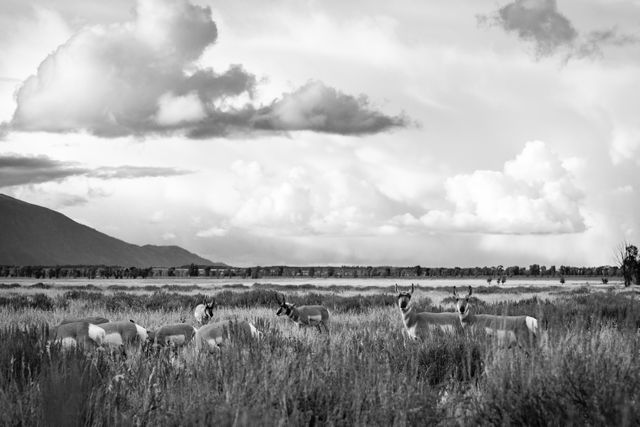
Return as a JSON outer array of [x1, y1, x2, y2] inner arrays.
[[410, 283, 414, 294], [395, 283, 399, 294], [468, 285, 472, 297]]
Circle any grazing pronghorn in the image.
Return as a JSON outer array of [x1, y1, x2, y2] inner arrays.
[[194, 301, 215, 325], [454, 286, 538, 347], [52, 321, 105, 349], [195, 320, 262, 352], [395, 283, 460, 339], [59, 316, 109, 325], [98, 320, 148, 348], [275, 294, 330, 333], [149, 323, 198, 347]]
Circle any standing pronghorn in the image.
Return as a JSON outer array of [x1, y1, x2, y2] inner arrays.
[[275, 294, 330, 333], [194, 301, 215, 325], [395, 283, 460, 339], [453, 286, 538, 347], [149, 323, 198, 347], [52, 321, 105, 350], [196, 319, 262, 352]]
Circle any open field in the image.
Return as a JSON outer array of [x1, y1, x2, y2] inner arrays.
[[2, 281, 640, 425]]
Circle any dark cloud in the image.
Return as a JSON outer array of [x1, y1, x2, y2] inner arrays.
[[8, 0, 407, 138], [479, 0, 639, 60], [252, 81, 409, 135], [0, 154, 190, 188]]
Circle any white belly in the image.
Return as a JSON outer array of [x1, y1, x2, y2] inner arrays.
[[307, 314, 322, 324], [61, 337, 77, 349], [104, 333, 124, 346], [165, 335, 186, 346]]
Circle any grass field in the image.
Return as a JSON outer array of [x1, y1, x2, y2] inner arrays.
[[1, 282, 640, 425]]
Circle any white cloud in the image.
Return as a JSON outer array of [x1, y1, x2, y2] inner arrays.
[[155, 92, 207, 126], [420, 141, 586, 234]]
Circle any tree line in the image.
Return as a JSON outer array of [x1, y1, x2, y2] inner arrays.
[[0, 263, 628, 282]]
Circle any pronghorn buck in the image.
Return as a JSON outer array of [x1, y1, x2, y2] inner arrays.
[[98, 320, 148, 348], [275, 294, 330, 333], [52, 321, 105, 350], [149, 323, 198, 347], [454, 286, 539, 347], [194, 301, 215, 325], [59, 316, 109, 325], [395, 283, 460, 339], [195, 320, 262, 352]]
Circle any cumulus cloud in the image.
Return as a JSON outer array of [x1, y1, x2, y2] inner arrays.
[[9, 0, 407, 137], [0, 153, 190, 187], [253, 81, 408, 135], [479, 0, 639, 60], [419, 141, 586, 234]]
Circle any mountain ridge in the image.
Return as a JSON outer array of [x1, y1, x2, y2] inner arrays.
[[0, 193, 223, 267]]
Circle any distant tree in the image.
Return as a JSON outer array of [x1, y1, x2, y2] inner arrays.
[[188, 263, 199, 277], [616, 243, 639, 287], [308, 267, 315, 277], [530, 264, 541, 276]]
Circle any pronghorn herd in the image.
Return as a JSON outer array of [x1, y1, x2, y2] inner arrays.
[[395, 283, 540, 348], [50, 285, 540, 353]]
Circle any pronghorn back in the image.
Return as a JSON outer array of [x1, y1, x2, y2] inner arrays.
[[98, 320, 148, 347], [59, 316, 109, 325], [151, 323, 198, 347], [196, 320, 262, 352]]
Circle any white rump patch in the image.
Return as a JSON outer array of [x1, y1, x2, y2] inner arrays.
[[526, 316, 538, 334], [88, 324, 105, 345], [104, 333, 123, 347], [135, 324, 148, 341]]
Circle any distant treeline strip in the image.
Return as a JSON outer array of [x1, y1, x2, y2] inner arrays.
[[0, 263, 622, 280]]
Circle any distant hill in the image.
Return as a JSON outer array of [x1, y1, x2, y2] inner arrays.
[[0, 194, 223, 267]]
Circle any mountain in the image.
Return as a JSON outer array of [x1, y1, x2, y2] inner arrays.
[[0, 194, 222, 267]]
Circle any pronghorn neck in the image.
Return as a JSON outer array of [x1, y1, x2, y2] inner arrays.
[[400, 302, 418, 328]]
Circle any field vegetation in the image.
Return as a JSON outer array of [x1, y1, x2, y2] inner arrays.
[[1, 283, 640, 425]]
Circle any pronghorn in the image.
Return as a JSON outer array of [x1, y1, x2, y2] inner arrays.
[[149, 323, 198, 347], [275, 294, 330, 333], [52, 321, 105, 350], [194, 301, 215, 325], [98, 320, 148, 348], [454, 286, 538, 347], [395, 283, 460, 339], [195, 319, 262, 352], [59, 316, 109, 325]]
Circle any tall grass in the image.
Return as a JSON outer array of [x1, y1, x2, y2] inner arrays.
[[1, 288, 640, 425]]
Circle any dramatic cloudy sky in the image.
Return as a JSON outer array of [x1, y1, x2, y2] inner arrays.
[[1, 0, 639, 267]]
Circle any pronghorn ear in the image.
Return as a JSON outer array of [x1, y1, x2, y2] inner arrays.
[[410, 283, 414, 294], [453, 286, 457, 296], [468, 285, 472, 297], [130, 319, 135, 323]]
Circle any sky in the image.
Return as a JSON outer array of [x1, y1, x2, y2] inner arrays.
[[1, 0, 639, 267]]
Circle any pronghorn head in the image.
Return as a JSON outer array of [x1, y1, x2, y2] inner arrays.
[[454, 285, 473, 321], [275, 294, 294, 317], [396, 283, 414, 311], [204, 300, 215, 319]]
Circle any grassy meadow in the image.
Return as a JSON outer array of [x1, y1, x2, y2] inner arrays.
[[1, 282, 640, 426]]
